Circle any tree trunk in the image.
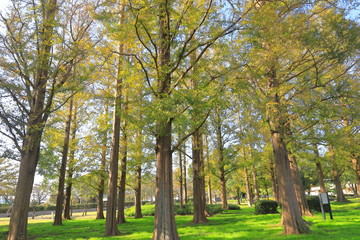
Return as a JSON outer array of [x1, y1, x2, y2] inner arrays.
[[207, 177, 212, 204], [153, 1, 179, 238], [7, 2, 58, 239], [134, 165, 143, 219], [267, 69, 309, 234], [192, 129, 208, 223], [313, 144, 326, 193], [64, 101, 78, 220], [252, 164, 260, 201], [184, 153, 188, 205], [153, 121, 179, 240], [270, 158, 279, 202], [105, 49, 123, 237], [179, 146, 184, 208], [332, 167, 348, 202], [96, 104, 109, 220], [289, 154, 312, 216], [236, 187, 241, 205], [352, 158, 360, 197], [244, 166, 254, 207], [54, 98, 73, 226], [117, 95, 128, 224]]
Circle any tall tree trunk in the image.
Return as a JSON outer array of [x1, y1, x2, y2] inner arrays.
[[96, 105, 108, 220], [267, 69, 309, 234], [184, 153, 188, 204], [215, 109, 228, 210], [192, 129, 208, 223], [244, 166, 254, 207], [352, 157, 360, 197], [7, 1, 58, 239], [153, 1, 179, 238], [251, 164, 260, 201], [236, 187, 241, 205], [117, 92, 128, 224], [207, 177, 212, 205], [64, 101, 78, 220], [179, 146, 184, 208], [105, 45, 124, 237], [269, 158, 279, 202], [54, 98, 73, 226], [328, 145, 348, 202], [289, 154, 312, 216], [313, 144, 326, 193], [134, 165, 143, 219]]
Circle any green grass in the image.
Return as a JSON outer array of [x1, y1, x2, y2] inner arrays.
[[0, 198, 359, 239]]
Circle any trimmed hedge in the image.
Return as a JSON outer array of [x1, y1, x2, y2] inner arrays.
[[124, 203, 241, 216], [306, 196, 330, 213], [254, 200, 278, 214]]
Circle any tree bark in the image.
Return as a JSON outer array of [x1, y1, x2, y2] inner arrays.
[[179, 146, 184, 208], [352, 157, 360, 197], [7, 1, 58, 239], [184, 154, 188, 205], [244, 166, 254, 207], [328, 145, 348, 202], [251, 164, 260, 201], [64, 101, 78, 220], [117, 93, 128, 224], [54, 98, 73, 226], [269, 158, 279, 202], [192, 129, 208, 223], [134, 165, 143, 218], [267, 69, 310, 234], [289, 154, 312, 216], [96, 105, 108, 220], [153, 1, 179, 238]]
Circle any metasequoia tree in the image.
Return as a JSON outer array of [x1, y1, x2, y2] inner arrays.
[[54, 98, 74, 225], [125, 1, 248, 238], [0, 0, 95, 238]]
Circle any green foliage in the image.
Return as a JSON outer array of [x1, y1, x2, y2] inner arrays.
[[124, 203, 240, 216], [254, 200, 279, 214]]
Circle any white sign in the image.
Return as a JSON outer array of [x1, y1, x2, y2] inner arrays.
[[320, 193, 329, 204]]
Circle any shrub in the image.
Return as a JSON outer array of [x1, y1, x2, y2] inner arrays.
[[254, 200, 278, 214], [228, 204, 241, 210], [306, 195, 330, 213]]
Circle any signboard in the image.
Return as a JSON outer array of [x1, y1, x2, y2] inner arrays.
[[320, 193, 329, 204], [318, 192, 333, 220]]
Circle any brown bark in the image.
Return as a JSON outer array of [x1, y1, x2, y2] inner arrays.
[[7, 2, 58, 239], [152, 1, 179, 238], [270, 158, 279, 202], [134, 165, 143, 219], [192, 129, 208, 223], [352, 158, 360, 197], [313, 144, 326, 193], [96, 105, 108, 220], [267, 69, 309, 234], [207, 177, 212, 205], [179, 146, 184, 208], [184, 154, 188, 205], [105, 51, 123, 237], [328, 145, 349, 202], [117, 93, 128, 224], [251, 164, 260, 201], [214, 109, 228, 210], [54, 98, 73, 226], [289, 154, 312, 216], [244, 166, 254, 207], [64, 101, 78, 220]]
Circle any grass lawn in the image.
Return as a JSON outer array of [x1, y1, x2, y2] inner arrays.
[[0, 198, 359, 239]]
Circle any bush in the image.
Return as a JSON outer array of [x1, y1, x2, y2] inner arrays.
[[254, 200, 278, 214], [124, 203, 239, 216], [306, 196, 330, 213], [228, 204, 240, 210]]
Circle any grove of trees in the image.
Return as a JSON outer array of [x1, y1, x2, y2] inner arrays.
[[0, 0, 359, 239]]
